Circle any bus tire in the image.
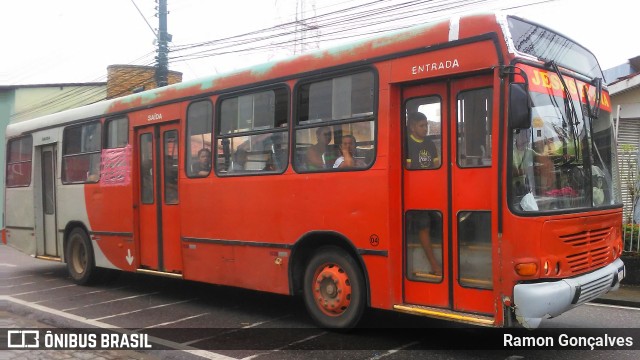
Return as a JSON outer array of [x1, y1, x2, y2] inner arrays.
[[66, 228, 98, 285], [303, 246, 365, 329]]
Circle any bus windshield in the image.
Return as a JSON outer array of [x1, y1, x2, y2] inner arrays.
[[510, 66, 622, 213], [507, 16, 603, 80]]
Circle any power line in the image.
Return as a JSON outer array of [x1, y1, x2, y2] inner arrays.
[[129, 0, 158, 38], [14, 0, 558, 119]]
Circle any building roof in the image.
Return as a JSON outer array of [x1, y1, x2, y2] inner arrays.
[[608, 71, 640, 95], [0, 82, 106, 91]]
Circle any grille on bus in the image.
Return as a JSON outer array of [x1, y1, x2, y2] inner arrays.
[[574, 272, 615, 305], [561, 227, 612, 273]]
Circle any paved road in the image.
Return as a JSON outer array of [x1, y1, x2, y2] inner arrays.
[[2, 244, 639, 360]]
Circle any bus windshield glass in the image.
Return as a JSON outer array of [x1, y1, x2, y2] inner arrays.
[[507, 16, 603, 80], [510, 65, 622, 213]]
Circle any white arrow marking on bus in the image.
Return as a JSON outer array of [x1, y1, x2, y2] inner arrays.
[[126, 249, 134, 265]]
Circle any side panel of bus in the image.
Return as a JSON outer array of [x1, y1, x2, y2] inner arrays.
[[5, 135, 37, 255]]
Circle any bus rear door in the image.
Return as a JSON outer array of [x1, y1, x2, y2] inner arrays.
[[135, 123, 182, 274]]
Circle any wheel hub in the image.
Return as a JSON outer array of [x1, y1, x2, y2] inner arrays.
[[313, 264, 352, 316]]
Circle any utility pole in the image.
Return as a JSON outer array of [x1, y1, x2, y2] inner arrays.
[[293, 0, 319, 55], [155, 0, 170, 87]]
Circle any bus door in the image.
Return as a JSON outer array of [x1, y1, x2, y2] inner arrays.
[[403, 74, 495, 316], [135, 122, 182, 274], [39, 144, 58, 257]]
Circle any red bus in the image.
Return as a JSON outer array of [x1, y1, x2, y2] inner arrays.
[[4, 13, 626, 329]]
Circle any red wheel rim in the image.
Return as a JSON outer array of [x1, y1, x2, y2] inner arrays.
[[312, 263, 352, 317]]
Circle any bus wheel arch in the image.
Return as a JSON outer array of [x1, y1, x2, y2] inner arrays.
[[290, 232, 370, 328], [63, 223, 98, 285]]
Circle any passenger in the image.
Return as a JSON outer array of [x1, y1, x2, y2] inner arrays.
[[407, 212, 442, 277], [192, 148, 211, 176], [333, 134, 366, 169], [305, 126, 338, 170], [87, 156, 101, 182], [406, 112, 439, 169], [230, 148, 248, 172]]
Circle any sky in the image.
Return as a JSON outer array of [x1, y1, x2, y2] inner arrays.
[[1, 0, 638, 86]]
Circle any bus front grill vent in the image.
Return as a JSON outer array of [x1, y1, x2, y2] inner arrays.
[[560, 227, 611, 247]]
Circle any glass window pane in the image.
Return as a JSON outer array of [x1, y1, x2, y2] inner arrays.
[[62, 122, 101, 183], [8, 136, 33, 163], [140, 133, 154, 204], [458, 211, 492, 289], [63, 126, 83, 155], [457, 88, 492, 168], [219, 89, 287, 135], [42, 151, 54, 214], [164, 130, 179, 204], [406, 210, 443, 282], [82, 123, 101, 153], [295, 121, 375, 171], [405, 97, 441, 169], [216, 132, 289, 175], [62, 153, 100, 183], [186, 100, 213, 177], [106, 117, 128, 149], [6, 137, 33, 187], [298, 71, 374, 125], [7, 162, 32, 187]]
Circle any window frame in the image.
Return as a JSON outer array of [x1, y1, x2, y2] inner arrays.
[[61, 120, 102, 184], [104, 116, 129, 149], [293, 68, 378, 173], [214, 84, 290, 177], [6, 135, 34, 188], [185, 99, 214, 179], [403, 94, 443, 171], [455, 86, 493, 169]]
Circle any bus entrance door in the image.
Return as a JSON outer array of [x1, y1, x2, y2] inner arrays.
[[136, 123, 182, 274], [402, 75, 495, 319]]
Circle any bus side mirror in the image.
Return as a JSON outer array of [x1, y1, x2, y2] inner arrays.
[[509, 83, 531, 130]]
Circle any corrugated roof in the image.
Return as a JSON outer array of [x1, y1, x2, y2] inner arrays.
[[0, 82, 106, 90]]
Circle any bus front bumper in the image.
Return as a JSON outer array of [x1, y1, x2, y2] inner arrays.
[[513, 258, 625, 329]]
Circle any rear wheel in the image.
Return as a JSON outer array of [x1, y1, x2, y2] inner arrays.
[[66, 228, 98, 285], [303, 246, 366, 328]]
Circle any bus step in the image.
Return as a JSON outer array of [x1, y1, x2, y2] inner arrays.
[[393, 304, 494, 327], [35, 255, 61, 262], [136, 268, 183, 279]]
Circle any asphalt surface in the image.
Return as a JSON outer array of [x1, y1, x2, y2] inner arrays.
[[2, 243, 639, 360]]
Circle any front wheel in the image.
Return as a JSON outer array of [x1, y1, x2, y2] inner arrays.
[[66, 228, 98, 285], [303, 246, 366, 328]]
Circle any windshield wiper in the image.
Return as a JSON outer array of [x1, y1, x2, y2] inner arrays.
[[583, 77, 603, 119], [545, 60, 580, 162]]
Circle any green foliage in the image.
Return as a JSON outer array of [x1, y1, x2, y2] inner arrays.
[[623, 223, 640, 252]]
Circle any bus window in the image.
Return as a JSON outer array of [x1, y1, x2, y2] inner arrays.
[[216, 88, 289, 175], [405, 96, 441, 170], [295, 71, 376, 171], [406, 210, 443, 282], [105, 117, 129, 148], [6, 136, 33, 187], [62, 122, 101, 183], [186, 100, 213, 178], [457, 88, 492, 168]]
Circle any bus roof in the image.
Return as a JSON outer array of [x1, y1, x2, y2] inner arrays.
[[7, 12, 508, 138]]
